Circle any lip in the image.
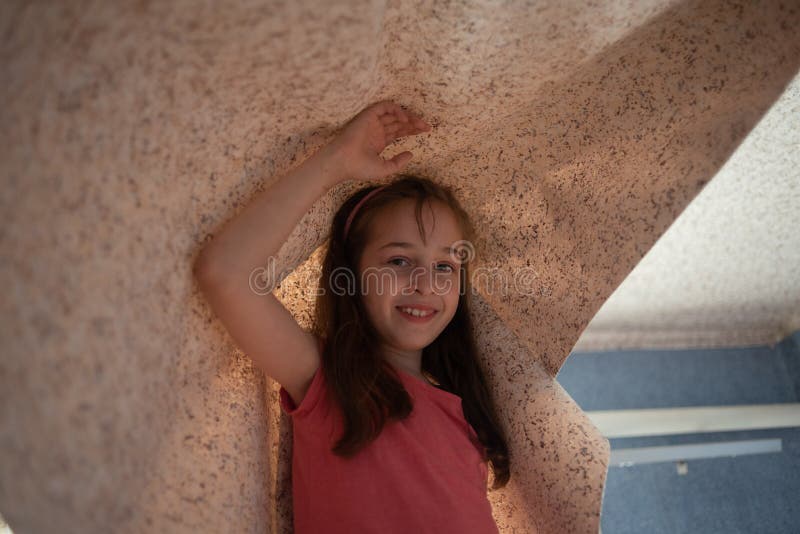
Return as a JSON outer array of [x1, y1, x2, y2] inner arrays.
[[396, 306, 438, 323]]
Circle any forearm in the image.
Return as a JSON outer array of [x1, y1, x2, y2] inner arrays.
[[194, 142, 343, 286]]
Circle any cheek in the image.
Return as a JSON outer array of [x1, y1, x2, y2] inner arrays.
[[431, 271, 460, 295], [362, 271, 401, 298], [445, 274, 463, 309], [360, 291, 385, 326], [448, 291, 461, 311]]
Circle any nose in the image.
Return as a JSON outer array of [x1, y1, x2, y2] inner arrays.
[[412, 265, 433, 295]]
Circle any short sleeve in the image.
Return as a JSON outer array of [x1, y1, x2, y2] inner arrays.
[[278, 334, 326, 418], [279, 363, 324, 417]]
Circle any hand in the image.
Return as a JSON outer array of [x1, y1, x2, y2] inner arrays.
[[324, 100, 432, 183]]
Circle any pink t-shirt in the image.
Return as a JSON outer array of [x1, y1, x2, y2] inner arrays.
[[279, 345, 499, 533]]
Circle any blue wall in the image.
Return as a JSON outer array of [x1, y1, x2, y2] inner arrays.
[[557, 330, 800, 534]]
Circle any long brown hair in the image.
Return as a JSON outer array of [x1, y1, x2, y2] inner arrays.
[[311, 175, 510, 490]]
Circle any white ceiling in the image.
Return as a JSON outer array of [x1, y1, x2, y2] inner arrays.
[[574, 71, 800, 352]]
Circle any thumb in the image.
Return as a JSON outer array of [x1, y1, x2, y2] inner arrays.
[[383, 151, 413, 174]]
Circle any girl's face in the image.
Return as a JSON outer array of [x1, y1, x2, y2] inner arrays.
[[356, 199, 464, 355]]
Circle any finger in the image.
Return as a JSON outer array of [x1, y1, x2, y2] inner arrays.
[[402, 111, 429, 128], [373, 100, 405, 120], [385, 105, 412, 126], [384, 122, 402, 136], [375, 102, 429, 132], [393, 123, 425, 139], [380, 109, 409, 125], [414, 117, 432, 130], [395, 111, 429, 133], [384, 151, 413, 173]]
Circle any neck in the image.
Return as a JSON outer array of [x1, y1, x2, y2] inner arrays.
[[382, 344, 424, 378]]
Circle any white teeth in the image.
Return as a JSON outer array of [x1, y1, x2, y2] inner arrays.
[[400, 307, 433, 317]]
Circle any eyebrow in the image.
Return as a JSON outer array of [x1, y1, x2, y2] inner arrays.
[[378, 241, 455, 255]]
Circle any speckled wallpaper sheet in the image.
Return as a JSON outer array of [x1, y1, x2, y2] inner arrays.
[[1, 0, 798, 533]]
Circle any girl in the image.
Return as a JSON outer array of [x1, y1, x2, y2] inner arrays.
[[194, 100, 510, 533]]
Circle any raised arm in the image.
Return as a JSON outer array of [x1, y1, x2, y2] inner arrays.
[[194, 143, 341, 285], [192, 101, 431, 407]]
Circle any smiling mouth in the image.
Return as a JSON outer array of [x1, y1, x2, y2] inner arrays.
[[396, 306, 438, 319]]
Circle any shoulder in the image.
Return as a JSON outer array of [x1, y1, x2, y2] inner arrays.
[[279, 334, 326, 416]]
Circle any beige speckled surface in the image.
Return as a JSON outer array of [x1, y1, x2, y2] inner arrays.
[[1, 1, 798, 533], [575, 72, 800, 351]]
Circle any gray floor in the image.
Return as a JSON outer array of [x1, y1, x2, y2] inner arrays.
[[557, 331, 800, 534]]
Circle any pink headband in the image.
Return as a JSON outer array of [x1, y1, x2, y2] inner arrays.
[[343, 185, 389, 239]]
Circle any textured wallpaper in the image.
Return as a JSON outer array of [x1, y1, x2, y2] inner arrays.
[[1, 0, 798, 533], [575, 72, 800, 351]]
